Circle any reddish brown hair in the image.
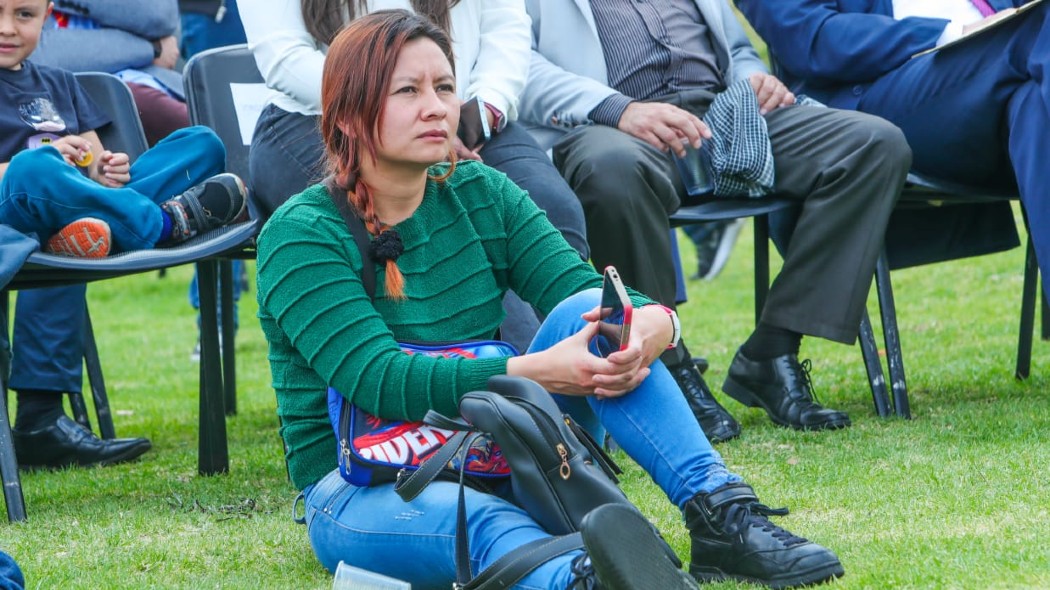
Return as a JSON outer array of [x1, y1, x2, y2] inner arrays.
[[320, 10, 456, 300]]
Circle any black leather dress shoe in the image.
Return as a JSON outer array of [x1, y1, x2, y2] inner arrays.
[[685, 482, 844, 588], [722, 350, 851, 431], [13, 415, 152, 470], [670, 361, 741, 444]]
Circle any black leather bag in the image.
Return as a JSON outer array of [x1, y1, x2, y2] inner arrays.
[[394, 375, 634, 588], [397, 375, 632, 535], [459, 375, 632, 535]]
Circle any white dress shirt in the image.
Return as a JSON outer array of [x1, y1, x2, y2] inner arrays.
[[892, 0, 985, 44]]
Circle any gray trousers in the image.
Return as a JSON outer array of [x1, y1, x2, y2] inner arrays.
[[554, 102, 911, 346]]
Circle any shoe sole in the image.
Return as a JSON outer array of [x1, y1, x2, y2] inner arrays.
[[722, 377, 851, 431], [701, 219, 745, 280], [45, 218, 112, 258], [690, 560, 845, 589], [581, 504, 696, 590]]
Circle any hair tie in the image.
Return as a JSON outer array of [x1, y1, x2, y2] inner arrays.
[[369, 229, 403, 264]]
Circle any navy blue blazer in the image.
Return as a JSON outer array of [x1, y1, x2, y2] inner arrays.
[[737, 0, 1025, 108]]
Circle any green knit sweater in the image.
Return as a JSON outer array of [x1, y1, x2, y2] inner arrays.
[[256, 161, 653, 489]]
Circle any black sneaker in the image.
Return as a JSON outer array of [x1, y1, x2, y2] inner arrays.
[[684, 483, 844, 588], [686, 219, 744, 280], [571, 503, 695, 589], [161, 173, 247, 243]]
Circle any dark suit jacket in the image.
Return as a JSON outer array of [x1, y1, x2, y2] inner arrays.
[[738, 0, 1023, 268], [737, 0, 1024, 109]]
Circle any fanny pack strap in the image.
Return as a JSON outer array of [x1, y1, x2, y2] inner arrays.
[[325, 177, 377, 299]]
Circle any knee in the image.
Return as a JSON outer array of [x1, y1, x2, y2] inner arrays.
[[170, 125, 227, 171], [550, 289, 601, 320], [9, 146, 64, 179], [854, 114, 913, 172]]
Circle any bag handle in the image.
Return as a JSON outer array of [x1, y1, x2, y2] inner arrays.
[[324, 176, 377, 300]]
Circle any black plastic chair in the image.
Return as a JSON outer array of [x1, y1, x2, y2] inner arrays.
[[898, 172, 1039, 379], [670, 197, 905, 420], [0, 72, 257, 522], [183, 44, 268, 417]]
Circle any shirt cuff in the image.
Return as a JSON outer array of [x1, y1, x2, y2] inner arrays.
[[589, 94, 635, 128], [937, 21, 966, 45]]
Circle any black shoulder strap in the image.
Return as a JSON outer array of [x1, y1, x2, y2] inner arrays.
[[324, 176, 376, 300]]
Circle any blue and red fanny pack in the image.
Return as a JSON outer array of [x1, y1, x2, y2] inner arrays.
[[326, 340, 519, 487]]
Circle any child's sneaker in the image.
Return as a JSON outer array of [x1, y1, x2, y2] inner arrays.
[[161, 173, 247, 243], [45, 218, 112, 258]]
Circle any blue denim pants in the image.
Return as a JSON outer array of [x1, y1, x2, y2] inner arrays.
[[300, 289, 740, 589], [5, 126, 225, 394], [0, 126, 225, 251]]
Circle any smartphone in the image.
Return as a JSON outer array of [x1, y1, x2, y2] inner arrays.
[[594, 266, 633, 357], [457, 96, 491, 151]]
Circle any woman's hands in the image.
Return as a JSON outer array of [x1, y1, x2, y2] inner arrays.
[[507, 304, 674, 398]]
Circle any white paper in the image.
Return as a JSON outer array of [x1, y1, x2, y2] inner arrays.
[[228, 83, 270, 146]]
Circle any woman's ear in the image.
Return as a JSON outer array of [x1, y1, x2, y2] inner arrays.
[[337, 121, 355, 140]]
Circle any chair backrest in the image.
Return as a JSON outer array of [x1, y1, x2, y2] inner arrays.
[[74, 72, 149, 163], [183, 44, 268, 184]]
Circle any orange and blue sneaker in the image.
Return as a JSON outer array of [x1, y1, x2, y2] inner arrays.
[[45, 217, 112, 258]]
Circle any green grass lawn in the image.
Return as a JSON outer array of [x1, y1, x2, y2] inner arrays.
[[2, 209, 1048, 589]]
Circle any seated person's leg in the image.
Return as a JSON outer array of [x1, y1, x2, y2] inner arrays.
[[724, 106, 909, 430], [248, 106, 326, 220], [529, 289, 844, 588], [10, 286, 151, 469], [553, 125, 740, 444], [126, 82, 191, 148]]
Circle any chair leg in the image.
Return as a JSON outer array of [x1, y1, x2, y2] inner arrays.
[[0, 291, 27, 522], [219, 260, 237, 417], [197, 260, 229, 475], [81, 308, 115, 439], [1041, 287, 1049, 342], [875, 251, 909, 419], [858, 311, 891, 418], [1016, 235, 1038, 380], [753, 216, 770, 325]]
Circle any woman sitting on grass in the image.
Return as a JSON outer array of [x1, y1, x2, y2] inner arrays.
[[255, 9, 842, 589]]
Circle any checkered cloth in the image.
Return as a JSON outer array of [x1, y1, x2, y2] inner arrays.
[[705, 79, 821, 197]]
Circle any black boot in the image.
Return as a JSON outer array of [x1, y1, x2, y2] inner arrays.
[[569, 504, 695, 589], [723, 350, 851, 431], [13, 415, 152, 470], [670, 361, 741, 444], [684, 482, 844, 588]]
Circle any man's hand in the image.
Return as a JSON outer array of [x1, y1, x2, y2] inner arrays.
[[748, 72, 796, 115], [153, 35, 179, 70], [617, 102, 711, 157]]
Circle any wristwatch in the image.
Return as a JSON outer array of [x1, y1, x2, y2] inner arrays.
[[654, 305, 681, 350]]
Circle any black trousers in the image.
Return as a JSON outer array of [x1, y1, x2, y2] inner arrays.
[[554, 102, 910, 349]]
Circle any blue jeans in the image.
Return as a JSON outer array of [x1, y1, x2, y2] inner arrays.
[[0, 126, 225, 251], [300, 289, 739, 589], [6, 127, 225, 394]]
